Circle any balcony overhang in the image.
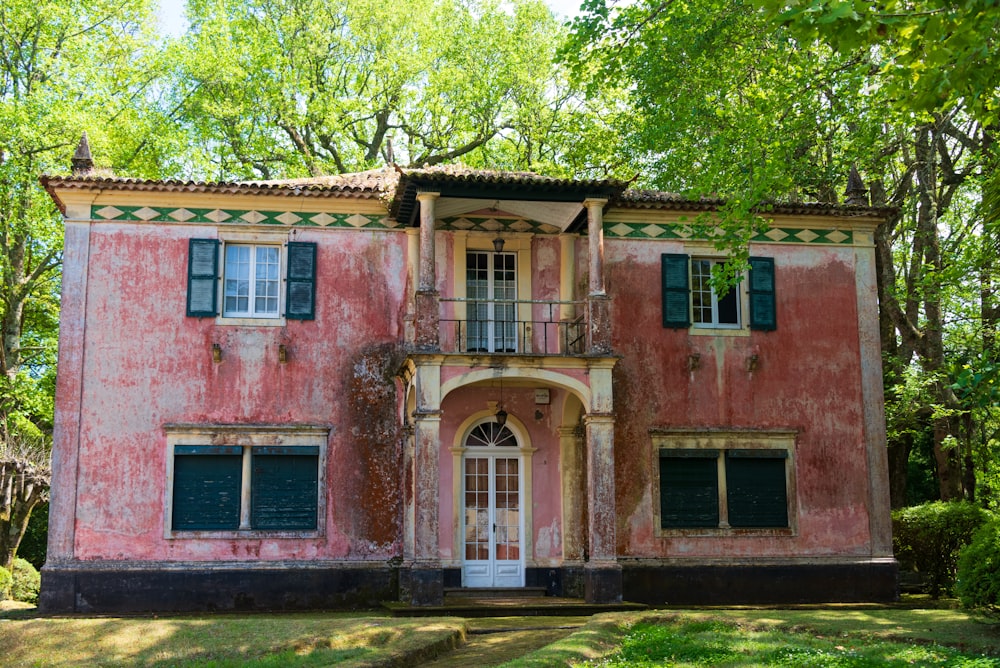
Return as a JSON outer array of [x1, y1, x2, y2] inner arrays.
[[391, 170, 625, 233]]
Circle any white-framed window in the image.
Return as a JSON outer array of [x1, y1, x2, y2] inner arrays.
[[690, 258, 741, 328], [661, 254, 776, 332], [653, 430, 796, 535], [223, 244, 281, 318], [164, 425, 327, 537], [186, 237, 317, 321]]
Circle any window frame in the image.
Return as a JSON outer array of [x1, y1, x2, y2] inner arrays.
[[652, 429, 797, 537], [661, 252, 776, 336], [690, 257, 742, 330], [222, 242, 283, 319], [164, 425, 328, 539], [185, 232, 317, 325]]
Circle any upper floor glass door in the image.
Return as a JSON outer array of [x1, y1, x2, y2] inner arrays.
[[466, 251, 517, 352]]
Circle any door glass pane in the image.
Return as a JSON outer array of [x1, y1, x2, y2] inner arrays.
[[494, 457, 520, 560], [464, 457, 490, 560]]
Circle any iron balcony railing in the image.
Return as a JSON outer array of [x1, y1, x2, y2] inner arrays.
[[439, 298, 586, 355]]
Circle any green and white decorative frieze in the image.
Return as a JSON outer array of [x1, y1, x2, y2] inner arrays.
[[438, 216, 562, 235], [603, 221, 854, 245], [92, 205, 397, 229], [91, 205, 854, 244]]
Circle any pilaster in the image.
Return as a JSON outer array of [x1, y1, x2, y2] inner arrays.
[[583, 411, 621, 603]]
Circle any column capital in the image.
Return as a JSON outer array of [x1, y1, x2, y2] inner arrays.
[[584, 412, 615, 425], [583, 197, 608, 208], [416, 190, 441, 202]]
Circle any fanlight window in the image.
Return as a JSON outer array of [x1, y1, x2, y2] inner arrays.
[[465, 421, 517, 448]]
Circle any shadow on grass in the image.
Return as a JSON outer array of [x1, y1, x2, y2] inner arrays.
[[0, 613, 466, 668]]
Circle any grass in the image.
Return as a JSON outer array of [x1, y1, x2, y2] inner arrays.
[[502, 607, 1000, 668], [0, 608, 466, 667], [1, 601, 998, 667]]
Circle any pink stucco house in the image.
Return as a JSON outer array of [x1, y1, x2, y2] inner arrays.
[[38, 144, 896, 612]]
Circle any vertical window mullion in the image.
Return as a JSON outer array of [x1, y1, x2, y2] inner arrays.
[[240, 448, 252, 529], [717, 455, 730, 528]]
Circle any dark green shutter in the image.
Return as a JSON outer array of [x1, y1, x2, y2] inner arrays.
[[661, 254, 691, 328], [172, 446, 242, 530], [285, 242, 317, 320], [748, 256, 776, 331], [187, 239, 219, 317], [251, 446, 319, 530], [725, 451, 788, 528], [659, 450, 719, 528]]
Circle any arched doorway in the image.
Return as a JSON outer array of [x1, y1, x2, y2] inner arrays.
[[461, 418, 525, 587]]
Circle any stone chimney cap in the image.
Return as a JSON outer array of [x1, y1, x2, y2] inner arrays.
[[844, 164, 869, 206], [71, 132, 95, 176]]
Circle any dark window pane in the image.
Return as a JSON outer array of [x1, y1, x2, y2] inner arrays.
[[172, 453, 241, 530], [717, 286, 739, 324], [726, 456, 788, 528], [251, 450, 319, 530], [659, 454, 719, 528]]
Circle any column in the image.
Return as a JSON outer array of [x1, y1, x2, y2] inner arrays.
[[584, 198, 611, 353], [559, 425, 586, 565], [584, 412, 621, 603], [855, 228, 893, 557], [409, 360, 444, 605], [404, 228, 419, 344], [415, 192, 441, 350], [585, 198, 607, 296]]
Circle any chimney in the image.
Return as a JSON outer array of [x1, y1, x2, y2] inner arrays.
[[844, 164, 869, 206], [71, 132, 95, 176]]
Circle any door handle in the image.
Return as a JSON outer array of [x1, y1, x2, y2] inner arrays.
[[493, 523, 496, 533]]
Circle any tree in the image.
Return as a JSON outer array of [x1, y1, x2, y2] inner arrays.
[[563, 0, 996, 505], [173, 0, 619, 179], [0, 0, 170, 568], [0, 434, 48, 571]]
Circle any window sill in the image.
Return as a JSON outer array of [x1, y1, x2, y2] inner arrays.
[[657, 527, 795, 538], [689, 326, 750, 337], [214, 316, 286, 327], [166, 530, 322, 540]]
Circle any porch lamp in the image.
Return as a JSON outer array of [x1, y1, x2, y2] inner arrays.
[[492, 236, 505, 253], [495, 370, 508, 427]]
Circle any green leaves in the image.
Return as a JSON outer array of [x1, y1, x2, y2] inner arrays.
[[174, 0, 595, 178], [765, 0, 1000, 121]]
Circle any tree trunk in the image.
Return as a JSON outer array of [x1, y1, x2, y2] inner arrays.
[[887, 431, 912, 508], [0, 458, 48, 571]]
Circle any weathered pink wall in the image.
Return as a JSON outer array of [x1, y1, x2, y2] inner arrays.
[[61, 221, 409, 562], [57, 211, 880, 568], [606, 240, 872, 558]]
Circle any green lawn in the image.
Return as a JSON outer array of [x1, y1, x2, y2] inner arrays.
[[1, 601, 998, 667], [504, 607, 1000, 668]]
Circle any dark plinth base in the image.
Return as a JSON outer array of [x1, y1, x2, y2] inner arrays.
[[39, 562, 396, 614], [621, 559, 899, 605], [409, 567, 444, 606], [585, 563, 623, 604]]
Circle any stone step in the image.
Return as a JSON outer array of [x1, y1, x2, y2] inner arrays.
[[444, 586, 548, 599], [384, 595, 647, 618]]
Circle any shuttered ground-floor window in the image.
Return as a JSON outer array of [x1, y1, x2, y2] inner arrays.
[[172, 445, 319, 532], [655, 431, 794, 532]]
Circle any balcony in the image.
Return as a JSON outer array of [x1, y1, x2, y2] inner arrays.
[[439, 298, 586, 355]]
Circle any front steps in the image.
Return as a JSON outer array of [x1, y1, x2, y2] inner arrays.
[[384, 587, 646, 617]]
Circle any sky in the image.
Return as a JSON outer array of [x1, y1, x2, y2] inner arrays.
[[155, 0, 584, 37]]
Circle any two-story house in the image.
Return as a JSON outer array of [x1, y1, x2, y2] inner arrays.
[[38, 141, 896, 612]]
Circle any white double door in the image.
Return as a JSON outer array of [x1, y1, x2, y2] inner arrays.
[[461, 450, 524, 588]]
